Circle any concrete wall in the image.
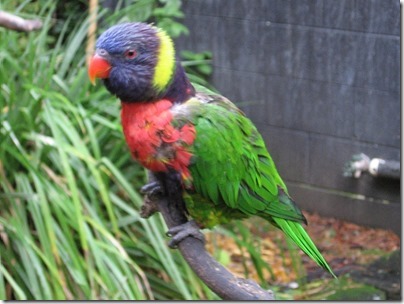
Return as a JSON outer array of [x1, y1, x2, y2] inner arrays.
[[176, 0, 401, 234]]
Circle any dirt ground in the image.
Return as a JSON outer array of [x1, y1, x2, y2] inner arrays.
[[205, 211, 400, 285]]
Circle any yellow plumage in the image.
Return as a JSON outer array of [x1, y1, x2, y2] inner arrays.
[[153, 28, 175, 91]]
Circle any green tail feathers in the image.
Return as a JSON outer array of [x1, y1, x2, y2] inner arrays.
[[273, 217, 337, 279]]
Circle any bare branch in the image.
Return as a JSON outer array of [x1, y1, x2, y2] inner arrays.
[[0, 11, 42, 32], [86, 0, 99, 67], [141, 173, 274, 300]]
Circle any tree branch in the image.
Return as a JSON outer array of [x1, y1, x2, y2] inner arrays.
[[0, 11, 42, 32], [140, 172, 274, 300], [86, 0, 98, 67]]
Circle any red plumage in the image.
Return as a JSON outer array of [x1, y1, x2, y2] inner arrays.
[[121, 99, 196, 181]]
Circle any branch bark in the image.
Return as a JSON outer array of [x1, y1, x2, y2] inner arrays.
[[86, 0, 98, 67], [140, 173, 274, 300], [0, 11, 42, 32]]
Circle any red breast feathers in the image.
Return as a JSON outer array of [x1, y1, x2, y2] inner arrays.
[[121, 99, 196, 182]]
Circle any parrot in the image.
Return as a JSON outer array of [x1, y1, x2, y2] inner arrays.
[[88, 22, 336, 278]]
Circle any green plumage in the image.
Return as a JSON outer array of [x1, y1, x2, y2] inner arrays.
[[174, 91, 336, 278], [90, 22, 336, 279]]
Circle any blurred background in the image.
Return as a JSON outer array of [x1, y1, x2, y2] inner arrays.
[[0, 0, 400, 300]]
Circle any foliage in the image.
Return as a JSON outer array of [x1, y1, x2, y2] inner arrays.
[[280, 274, 386, 301], [0, 0, 218, 300], [0, 0, 313, 300], [181, 50, 215, 90]]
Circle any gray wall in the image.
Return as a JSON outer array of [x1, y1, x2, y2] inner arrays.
[[176, 0, 401, 234]]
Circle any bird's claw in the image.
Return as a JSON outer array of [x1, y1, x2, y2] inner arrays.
[[167, 220, 205, 249], [140, 181, 164, 199], [139, 196, 158, 218]]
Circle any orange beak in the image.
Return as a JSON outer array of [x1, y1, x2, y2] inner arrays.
[[88, 53, 112, 85]]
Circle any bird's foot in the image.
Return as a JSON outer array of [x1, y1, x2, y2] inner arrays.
[[140, 196, 158, 218], [140, 181, 164, 218], [167, 220, 205, 249], [140, 181, 164, 199]]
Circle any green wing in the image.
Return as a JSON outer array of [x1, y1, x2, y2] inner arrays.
[[174, 92, 336, 278], [178, 93, 304, 222]]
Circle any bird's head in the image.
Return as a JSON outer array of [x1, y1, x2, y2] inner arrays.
[[88, 22, 178, 102]]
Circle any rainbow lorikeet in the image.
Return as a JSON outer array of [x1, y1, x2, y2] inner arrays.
[[88, 22, 336, 278]]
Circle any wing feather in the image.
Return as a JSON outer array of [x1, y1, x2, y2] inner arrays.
[[173, 93, 306, 223], [172, 93, 335, 277]]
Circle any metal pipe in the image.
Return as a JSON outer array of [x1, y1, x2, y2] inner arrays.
[[368, 158, 400, 179], [343, 153, 400, 180]]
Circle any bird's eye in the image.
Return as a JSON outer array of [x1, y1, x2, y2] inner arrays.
[[124, 49, 137, 59]]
